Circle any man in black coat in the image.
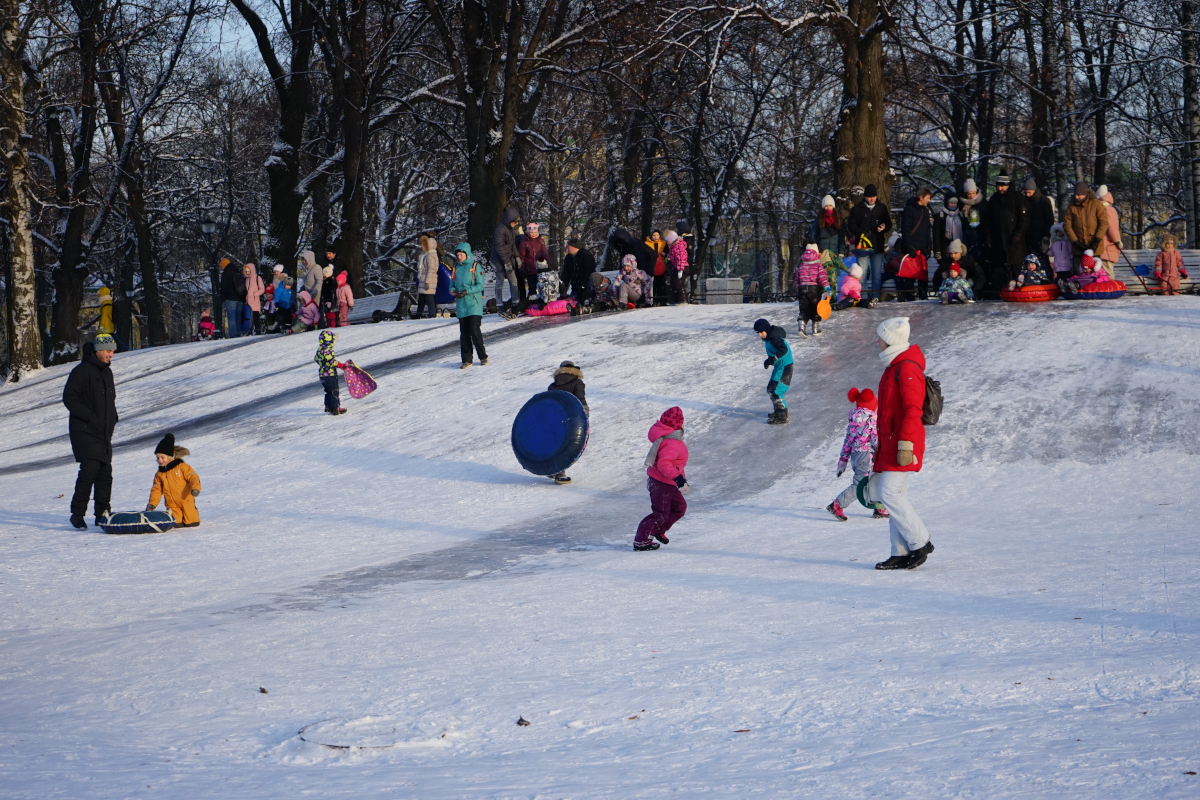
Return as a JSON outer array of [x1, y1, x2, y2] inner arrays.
[[609, 227, 656, 276], [220, 258, 247, 338], [63, 335, 119, 528], [1021, 177, 1055, 253], [898, 187, 934, 298], [989, 174, 1029, 284], [561, 239, 597, 302], [845, 184, 893, 301]]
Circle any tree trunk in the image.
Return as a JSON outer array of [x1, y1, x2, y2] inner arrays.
[[97, 78, 168, 346], [1022, 9, 1050, 186], [0, 0, 42, 378], [1059, 0, 1084, 183], [831, 0, 892, 212], [1037, 0, 1065, 207], [1184, 2, 1200, 246], [48, 0, 106, 363], [319, 0, 370, 291], [230, 0, 315, 277]]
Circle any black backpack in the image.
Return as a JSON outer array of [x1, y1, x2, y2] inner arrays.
[[896, 360, 943, 425]]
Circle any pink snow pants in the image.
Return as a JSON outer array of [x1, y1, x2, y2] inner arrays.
[[635, 477, 687, 545]]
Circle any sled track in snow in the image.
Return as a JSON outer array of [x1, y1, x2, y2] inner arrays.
[[245, 302, 998, 610], [0, 321, 458, 419], [0, 311, 619, 475]]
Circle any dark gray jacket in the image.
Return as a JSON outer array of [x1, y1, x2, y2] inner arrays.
[[491, 207, 521, 269]]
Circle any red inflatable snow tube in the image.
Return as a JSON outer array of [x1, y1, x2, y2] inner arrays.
[[1079, 280, 1127, 300], [1000, 283, 1059, 302]]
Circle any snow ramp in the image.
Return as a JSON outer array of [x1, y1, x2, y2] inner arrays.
[[1, 298, 1199, 797]]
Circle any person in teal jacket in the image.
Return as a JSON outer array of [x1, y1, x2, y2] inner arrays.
[[452, 242, 488, 368], [753, 318, 793, 424]]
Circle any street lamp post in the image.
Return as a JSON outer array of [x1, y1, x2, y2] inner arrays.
[[200, 218, 222, 337]]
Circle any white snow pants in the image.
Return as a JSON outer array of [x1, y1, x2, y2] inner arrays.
[[869, 470, 930, 556], [835, 450, 874, 510]]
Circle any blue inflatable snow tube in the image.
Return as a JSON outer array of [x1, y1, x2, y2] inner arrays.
[[511, 391, 590, 476]]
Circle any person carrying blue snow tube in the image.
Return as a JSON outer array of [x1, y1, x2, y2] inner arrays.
[[754, 318, 793, 425]]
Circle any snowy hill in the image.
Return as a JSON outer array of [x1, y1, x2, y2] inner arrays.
[[2, 299, 1199, 797]]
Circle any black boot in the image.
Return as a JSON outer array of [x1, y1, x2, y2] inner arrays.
[[768, 406, 789, 425], [633, 541, 660, 551], [903, 550, 928, 569], [875, 555, 909, 570], [70, 514, 87, 530], [653, 530, 669, 545]]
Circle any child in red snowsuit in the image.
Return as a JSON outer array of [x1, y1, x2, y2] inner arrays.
[[635, 406, 689, 551]]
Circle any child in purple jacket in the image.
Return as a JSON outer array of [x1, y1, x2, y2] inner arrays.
[[828, 388, 887, 521]]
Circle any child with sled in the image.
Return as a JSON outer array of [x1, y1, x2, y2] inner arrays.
[[1008, 253, 1050, 291], [754, 318, 793, 424], [197, 309, 215, 339], [827, 389, 887, 521], [315, 329, 347, 414], [937, 262, 974, 304], [1064, 250, 1107, 298], [146, 433, 202, 527], [546, 360, 589, 485], [635, 406, 689, 551], [794, 244, 830, 337]]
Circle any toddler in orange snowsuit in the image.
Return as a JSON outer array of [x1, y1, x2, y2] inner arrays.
[[146, 433, 202, 527]]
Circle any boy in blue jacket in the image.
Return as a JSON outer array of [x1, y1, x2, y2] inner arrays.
[[754, 318, 793, 424]]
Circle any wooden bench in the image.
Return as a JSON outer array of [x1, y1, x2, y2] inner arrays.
[[347, 291, 404, 323], [1110, 250, 1200, 294]]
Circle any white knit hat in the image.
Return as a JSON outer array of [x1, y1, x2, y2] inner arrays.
[[665, 230, 679, 244], [877, 317, 910, 347], [273, 264, 284, 273], [948, 239, 965, 255], [822, 195, 835, 208], [963, 178, 978, 194], [805, 243, 819, 253]]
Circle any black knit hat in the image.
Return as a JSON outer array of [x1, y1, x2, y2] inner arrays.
[[155, 433, 175, 457], [863, 184, 878, 197], [567, 238, 582, 249], [753, 318, 771, 334]]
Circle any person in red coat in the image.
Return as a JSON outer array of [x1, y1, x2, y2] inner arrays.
[[869, 317, 934, 570]]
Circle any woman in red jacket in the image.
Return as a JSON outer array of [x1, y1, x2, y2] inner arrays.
[[869, 317, 934, 570]]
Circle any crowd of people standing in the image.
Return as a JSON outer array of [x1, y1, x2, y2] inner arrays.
[[207, 248, 359, 340], [821, 176, 1145, 306]]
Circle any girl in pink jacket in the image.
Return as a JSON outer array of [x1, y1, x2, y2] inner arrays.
[[335, 271, 355, 326], [635, 406, 689, 551], [1155, 236, 1187, 295]]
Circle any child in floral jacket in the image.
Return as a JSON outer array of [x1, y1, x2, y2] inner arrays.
[[828, 388, 887, 521], [937, 263, 975, 304], [315, 329, 346, 414]]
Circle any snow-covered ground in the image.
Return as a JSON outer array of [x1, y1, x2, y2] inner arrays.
[[2, 298, 1198, 798]]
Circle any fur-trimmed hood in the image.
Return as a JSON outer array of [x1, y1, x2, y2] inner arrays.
[[553, 364, 583, 381]]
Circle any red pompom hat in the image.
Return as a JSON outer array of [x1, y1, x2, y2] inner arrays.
[[847, 387, 877, 411]]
